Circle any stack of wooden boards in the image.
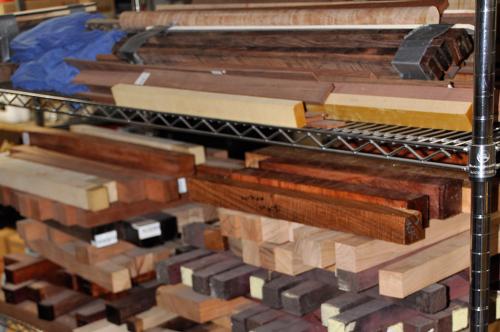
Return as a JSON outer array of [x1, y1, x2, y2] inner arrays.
[[41, 0, 479, 133], [0, 124, 499, 331]]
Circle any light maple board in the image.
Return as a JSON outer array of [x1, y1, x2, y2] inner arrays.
[[112, 84, 306, 128]]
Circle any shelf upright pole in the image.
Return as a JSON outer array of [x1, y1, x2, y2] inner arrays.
[[470, 0, 498, 330]]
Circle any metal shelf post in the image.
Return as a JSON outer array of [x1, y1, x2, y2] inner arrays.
[[469, 0, 498, 330]]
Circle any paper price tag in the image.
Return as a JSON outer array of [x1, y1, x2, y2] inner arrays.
[[177, 177, 187, 194], [91, 230, 118, 248], [134, 72, 151, 86], [133, 221, 162, 240]]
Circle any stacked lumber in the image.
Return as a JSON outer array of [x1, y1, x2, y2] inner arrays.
[[119, 2, 444, 28]]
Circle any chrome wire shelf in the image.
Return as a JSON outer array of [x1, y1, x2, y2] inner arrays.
[[0, 88, 487, 171]]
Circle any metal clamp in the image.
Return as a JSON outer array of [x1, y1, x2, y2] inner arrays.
[[392, 24, 452, 80], [117, 26, 171, 65]]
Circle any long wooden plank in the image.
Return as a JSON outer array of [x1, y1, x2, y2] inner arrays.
[[156, 284, 251, 323], [111, 84, 306, 128], [23, 127, 194, 177], [73, 68, 334, 104], [379, 225, 500, 298], [335, 213, 471, 273], [307, 93, 473, 131], [69, 125, 206, 165], [188, 175, 423, 244], [16, 220, 131, 293], [231, 168, 430, 226], [0, 156, 111, 211], [258, 157, 462, 220], [157, 0, 448, 12], [119, 6, 440, 29], [10, 145, 149, 204]]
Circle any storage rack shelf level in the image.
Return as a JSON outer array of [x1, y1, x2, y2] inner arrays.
[[0, 88, 491, 171]]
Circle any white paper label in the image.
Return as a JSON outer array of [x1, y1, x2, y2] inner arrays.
[[22, 132, 30, 145], [91, 230, 118, 248], [177, 177, 187, 194], [134, 72, 151, 86], [133, 221, 162, 240]]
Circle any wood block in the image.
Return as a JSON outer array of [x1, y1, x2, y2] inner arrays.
[[210, 264, 260, 299], [227, 237, 242, 258], [188, 176, 423, 244], [321, 292, 370, 326], [259, 241, 279, 270], [231, 303, 268, 332], [182, 222, 209, 248], [253, 317, 310, 332], [218, 208, 242, 238], [281, 280, 336, 316], [156, 284, 251, 323], [4, 256, 59, 284], [192, 258, 243, 295], [262, 275, 306, 309], [24, 127, 195, 177], [309, 93, 472, 131], [246, 309, 286, 331], [73, 319, 128, 332], [402, 315, 439, 332], [106, 286, 158, 325], [439, 273, 469, 301], [165, 203, 217, 234], [10, 145, 151, 204], [156, 249, 211, 284], [0, 227, 17, 255], [327, 301, 417, 332], [232, 167, 430, 227], [112, 84, 307, 128], [242, 239, 261, 267], [70, 124, 206, 165], [3, 280, 34, 304], [127, 306, 178, 332], [0, 156, 111, 211], [250, 269, 282, 300], [240, 214, 289, 244], [181, 253, 230, 287], [120, 218, 165, 248], [296, 230, 348, 268], [74, 300, 107, 326], [379, 231, 475, 298], [335, 213, 471, 273], [5, 232, 25, 254], [401, 284, 448, 314], [74, 240, 136, 265], [258, 153, 462, 220], [26, 281, 64, 302], [274, 242, 314, 276], [37, 289, 92, 321], [203, 225, 228, 252]]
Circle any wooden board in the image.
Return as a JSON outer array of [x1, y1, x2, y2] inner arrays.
[[378, 228, 499, 298], [307, 93, 473, 131], [73, 68, 334, 104], [111, 85, 306, 128], [188, 175, 423, 244], [156, 284, 251, 323], [232, 168, 430, 226], [16, 220, 131, 293], [23, 127, 194, 177], [69, 125, 206, 165], [257, 155, 462, 220], [119, 6, 440, 29], [0, 156, 110, 211], [335, 213, 471, 273]]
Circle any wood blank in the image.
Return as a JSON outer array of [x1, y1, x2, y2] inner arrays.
[[188, 176, 423, 244], [112, 85, 307, 128]]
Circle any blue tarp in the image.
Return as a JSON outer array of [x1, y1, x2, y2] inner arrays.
[[10, 12, 125, 95]]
